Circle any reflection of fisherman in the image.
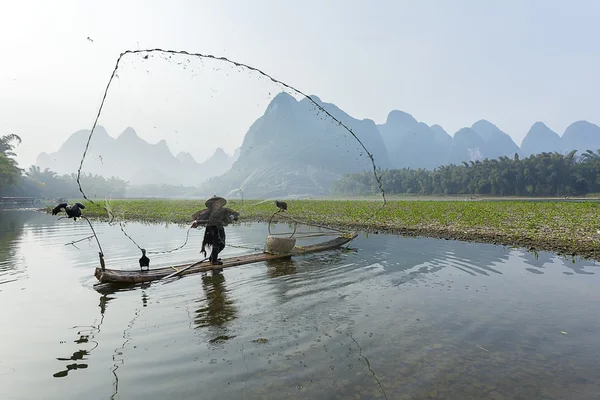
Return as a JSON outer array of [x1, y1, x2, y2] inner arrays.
[[194, 272, 238, 330], [191, 196, 239, 266]]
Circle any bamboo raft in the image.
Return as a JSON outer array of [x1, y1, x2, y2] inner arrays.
[[94, 232, 358, 285]]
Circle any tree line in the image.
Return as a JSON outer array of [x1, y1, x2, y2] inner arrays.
[[331, 150, 600, 197], [5, 131, 600, 199], [0, 134, 23, 188]]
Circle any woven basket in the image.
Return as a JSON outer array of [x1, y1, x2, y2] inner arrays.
[[266, 235, 296, 254]]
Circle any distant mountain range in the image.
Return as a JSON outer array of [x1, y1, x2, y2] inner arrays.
[[36, 92, 600, 196], [199, 93, 393, 197], [377, 112, 600, 169], [36, 126, 239, 186]]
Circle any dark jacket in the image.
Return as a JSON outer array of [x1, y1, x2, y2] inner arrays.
[[192, 207, 239, 228]]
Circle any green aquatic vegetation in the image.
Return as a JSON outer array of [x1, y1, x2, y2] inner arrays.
[[43, 198, 600, 261]]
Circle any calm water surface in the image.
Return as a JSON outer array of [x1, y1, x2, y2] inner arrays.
[[0, 209, 599, 400]]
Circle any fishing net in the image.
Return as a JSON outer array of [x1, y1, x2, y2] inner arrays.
[[66, 49, 386, 265]]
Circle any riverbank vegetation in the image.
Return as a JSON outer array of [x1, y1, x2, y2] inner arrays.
[[45, 198, 600, 261]]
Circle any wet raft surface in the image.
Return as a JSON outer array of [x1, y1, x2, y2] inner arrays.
[[1, 210, 599, 399]]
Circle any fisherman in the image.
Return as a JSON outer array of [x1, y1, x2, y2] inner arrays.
[[191, 196, 239, 266]]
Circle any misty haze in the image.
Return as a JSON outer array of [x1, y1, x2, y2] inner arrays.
[[2, 2, 600, 400], [32, 93, 600, 198]]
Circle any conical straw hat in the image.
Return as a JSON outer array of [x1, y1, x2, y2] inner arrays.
[[205, 195, 227, 209]]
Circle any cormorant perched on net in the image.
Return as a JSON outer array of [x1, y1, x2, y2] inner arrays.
[[275, 200, 288, 213], [52, 202, 86, 221]]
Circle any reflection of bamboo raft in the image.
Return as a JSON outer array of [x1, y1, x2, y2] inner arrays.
[[94, 232, 357, 285]]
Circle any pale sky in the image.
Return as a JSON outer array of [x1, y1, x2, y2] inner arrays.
[[1, 0, 599, 169]]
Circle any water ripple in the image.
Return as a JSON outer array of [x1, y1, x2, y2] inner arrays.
[[1, 210, 600, 399]]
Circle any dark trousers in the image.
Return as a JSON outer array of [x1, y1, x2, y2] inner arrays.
[[204, 225, 226, 261]]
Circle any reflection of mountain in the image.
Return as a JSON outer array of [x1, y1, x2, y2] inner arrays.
[[194, 272, 238, 342]]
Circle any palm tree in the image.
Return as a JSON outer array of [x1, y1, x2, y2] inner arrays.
[[580, 149, 600, 162], [27, 165, 41, 178], [0, 134, 23, 189], [0, 134, 22, 157]]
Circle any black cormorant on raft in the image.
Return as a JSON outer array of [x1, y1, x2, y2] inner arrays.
[[139, 249, 150, 271], [94, 232, 358, 285]]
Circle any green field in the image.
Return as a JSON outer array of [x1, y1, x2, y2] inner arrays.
[[44, 198, 600, 261]]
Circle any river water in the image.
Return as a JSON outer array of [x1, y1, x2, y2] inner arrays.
[[1, 209, 599, 400]]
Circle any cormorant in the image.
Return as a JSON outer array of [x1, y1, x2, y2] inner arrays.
[[275, 200, 288, 213], [139, 249, 150, 271], [52, 202, 85, 221]]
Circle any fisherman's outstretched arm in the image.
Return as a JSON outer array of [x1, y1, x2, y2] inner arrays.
[[190, 219, 210, 228]]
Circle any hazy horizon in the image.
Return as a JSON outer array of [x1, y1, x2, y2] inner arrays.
[[2, 0, 599, 169]]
